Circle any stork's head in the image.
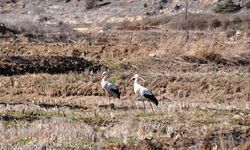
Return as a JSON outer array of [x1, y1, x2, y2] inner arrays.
[[132, 74, 139, 80], [130, 74, 145, 82], [101, 71, 108, 78]]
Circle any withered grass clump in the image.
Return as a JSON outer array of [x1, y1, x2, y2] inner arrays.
[[0, 101, 249, 149]]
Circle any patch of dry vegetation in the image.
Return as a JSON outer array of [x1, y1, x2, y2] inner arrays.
[[0, 11, 250, 149], [214, 0, 242, 13], [108, 13, 250, 32], [0, 100, 249, 149]]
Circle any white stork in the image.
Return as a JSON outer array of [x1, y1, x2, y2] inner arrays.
[[101, 71, 120, 106], [130, 74, 159, 111]]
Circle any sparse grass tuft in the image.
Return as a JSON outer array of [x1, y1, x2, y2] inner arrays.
[[109, 75, 118, 85], [19, 137, 32, 145], [83, 115, 110, 126], [105, 138, 121, 146], [136, 112, 172, 121], [127, 136, 138, 144], [214, 96, 225, 104], [68, 115, 80, 122], [230, 113, 250, 126], [63, 145, 75, 150], [36, 78, 52, 89], [77, 140, 93, 149]]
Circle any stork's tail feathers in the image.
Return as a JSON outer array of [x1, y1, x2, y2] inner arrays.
[[110, 86, 120, 99], [144, 93, 159, 106], [152, 97, 159, 106], [115, 89, 120, 99]]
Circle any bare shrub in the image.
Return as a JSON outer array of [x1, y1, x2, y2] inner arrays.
[[84, 0, 96, 10], [232, 16, 242, 25], [210, 19, 222, 29], [245, 2, 250, 9], [188, 16, 208, 30], [167, 13, 210, 30], [225, 30, 236, 38], [140, 15, 171, 26], [107, 13, 250, 31], [219, 15, 249, 30], [222, 19, 230, 30], [215, 0, 241, 13]]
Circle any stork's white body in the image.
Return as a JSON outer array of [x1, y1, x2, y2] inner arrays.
[[132, 74, 159, 110], [101, 72, 120, 106], [133, 79, 152, 99], [101, 76, 120, 98]]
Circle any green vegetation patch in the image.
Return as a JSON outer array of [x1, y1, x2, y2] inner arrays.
[[9, 110, 64, 118], [67, 114, 80, 122], [63, 145, 75, 150], [127, 135, 138, 144], [62, 140, 93, 150], [0, 110, 65, 125], [136, 112, 173, 121], [19, 137, 32, 145], [105, 137, 121, 146], [229, 113, 250, 126], [246, 2, 250, 9], [36, 78, 52, 89], [110, 75, 118, 85], [83, 115, 111, 126]]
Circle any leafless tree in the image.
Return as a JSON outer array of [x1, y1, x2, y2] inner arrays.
[[185, 0, 189, 42]]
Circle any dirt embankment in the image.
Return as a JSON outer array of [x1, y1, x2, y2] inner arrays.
[[0, 56, 103, 76]]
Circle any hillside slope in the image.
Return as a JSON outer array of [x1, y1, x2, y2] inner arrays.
[[1, 0, 250, 26]]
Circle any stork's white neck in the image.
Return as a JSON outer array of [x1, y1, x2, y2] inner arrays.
[[102, 75, 107, 82], [134, 77, 138, 85], [101, 75, 108, 89]]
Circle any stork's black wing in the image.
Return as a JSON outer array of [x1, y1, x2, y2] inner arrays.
[[143, 92, 158, 106], [109, 84, 121, 99]]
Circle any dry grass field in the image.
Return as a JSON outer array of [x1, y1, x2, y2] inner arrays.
[[0, 29, 249, 149], [0, 0, 250, 149]]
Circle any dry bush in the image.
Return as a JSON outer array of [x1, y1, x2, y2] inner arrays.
[[210, 19, 222, 29], [107, 13, 250, 31], [140, 15, 171, 26], [84, 0, 96, 10], [167, 13, 212, 30], [215, 0, 242, 13], [246, 2, 250, 9], [220, 15, 250, 30], [106, 16, 171, 30], [166, 13, 250, 31], [114, 20, 141, 30], [222, 19, 231, 30]]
